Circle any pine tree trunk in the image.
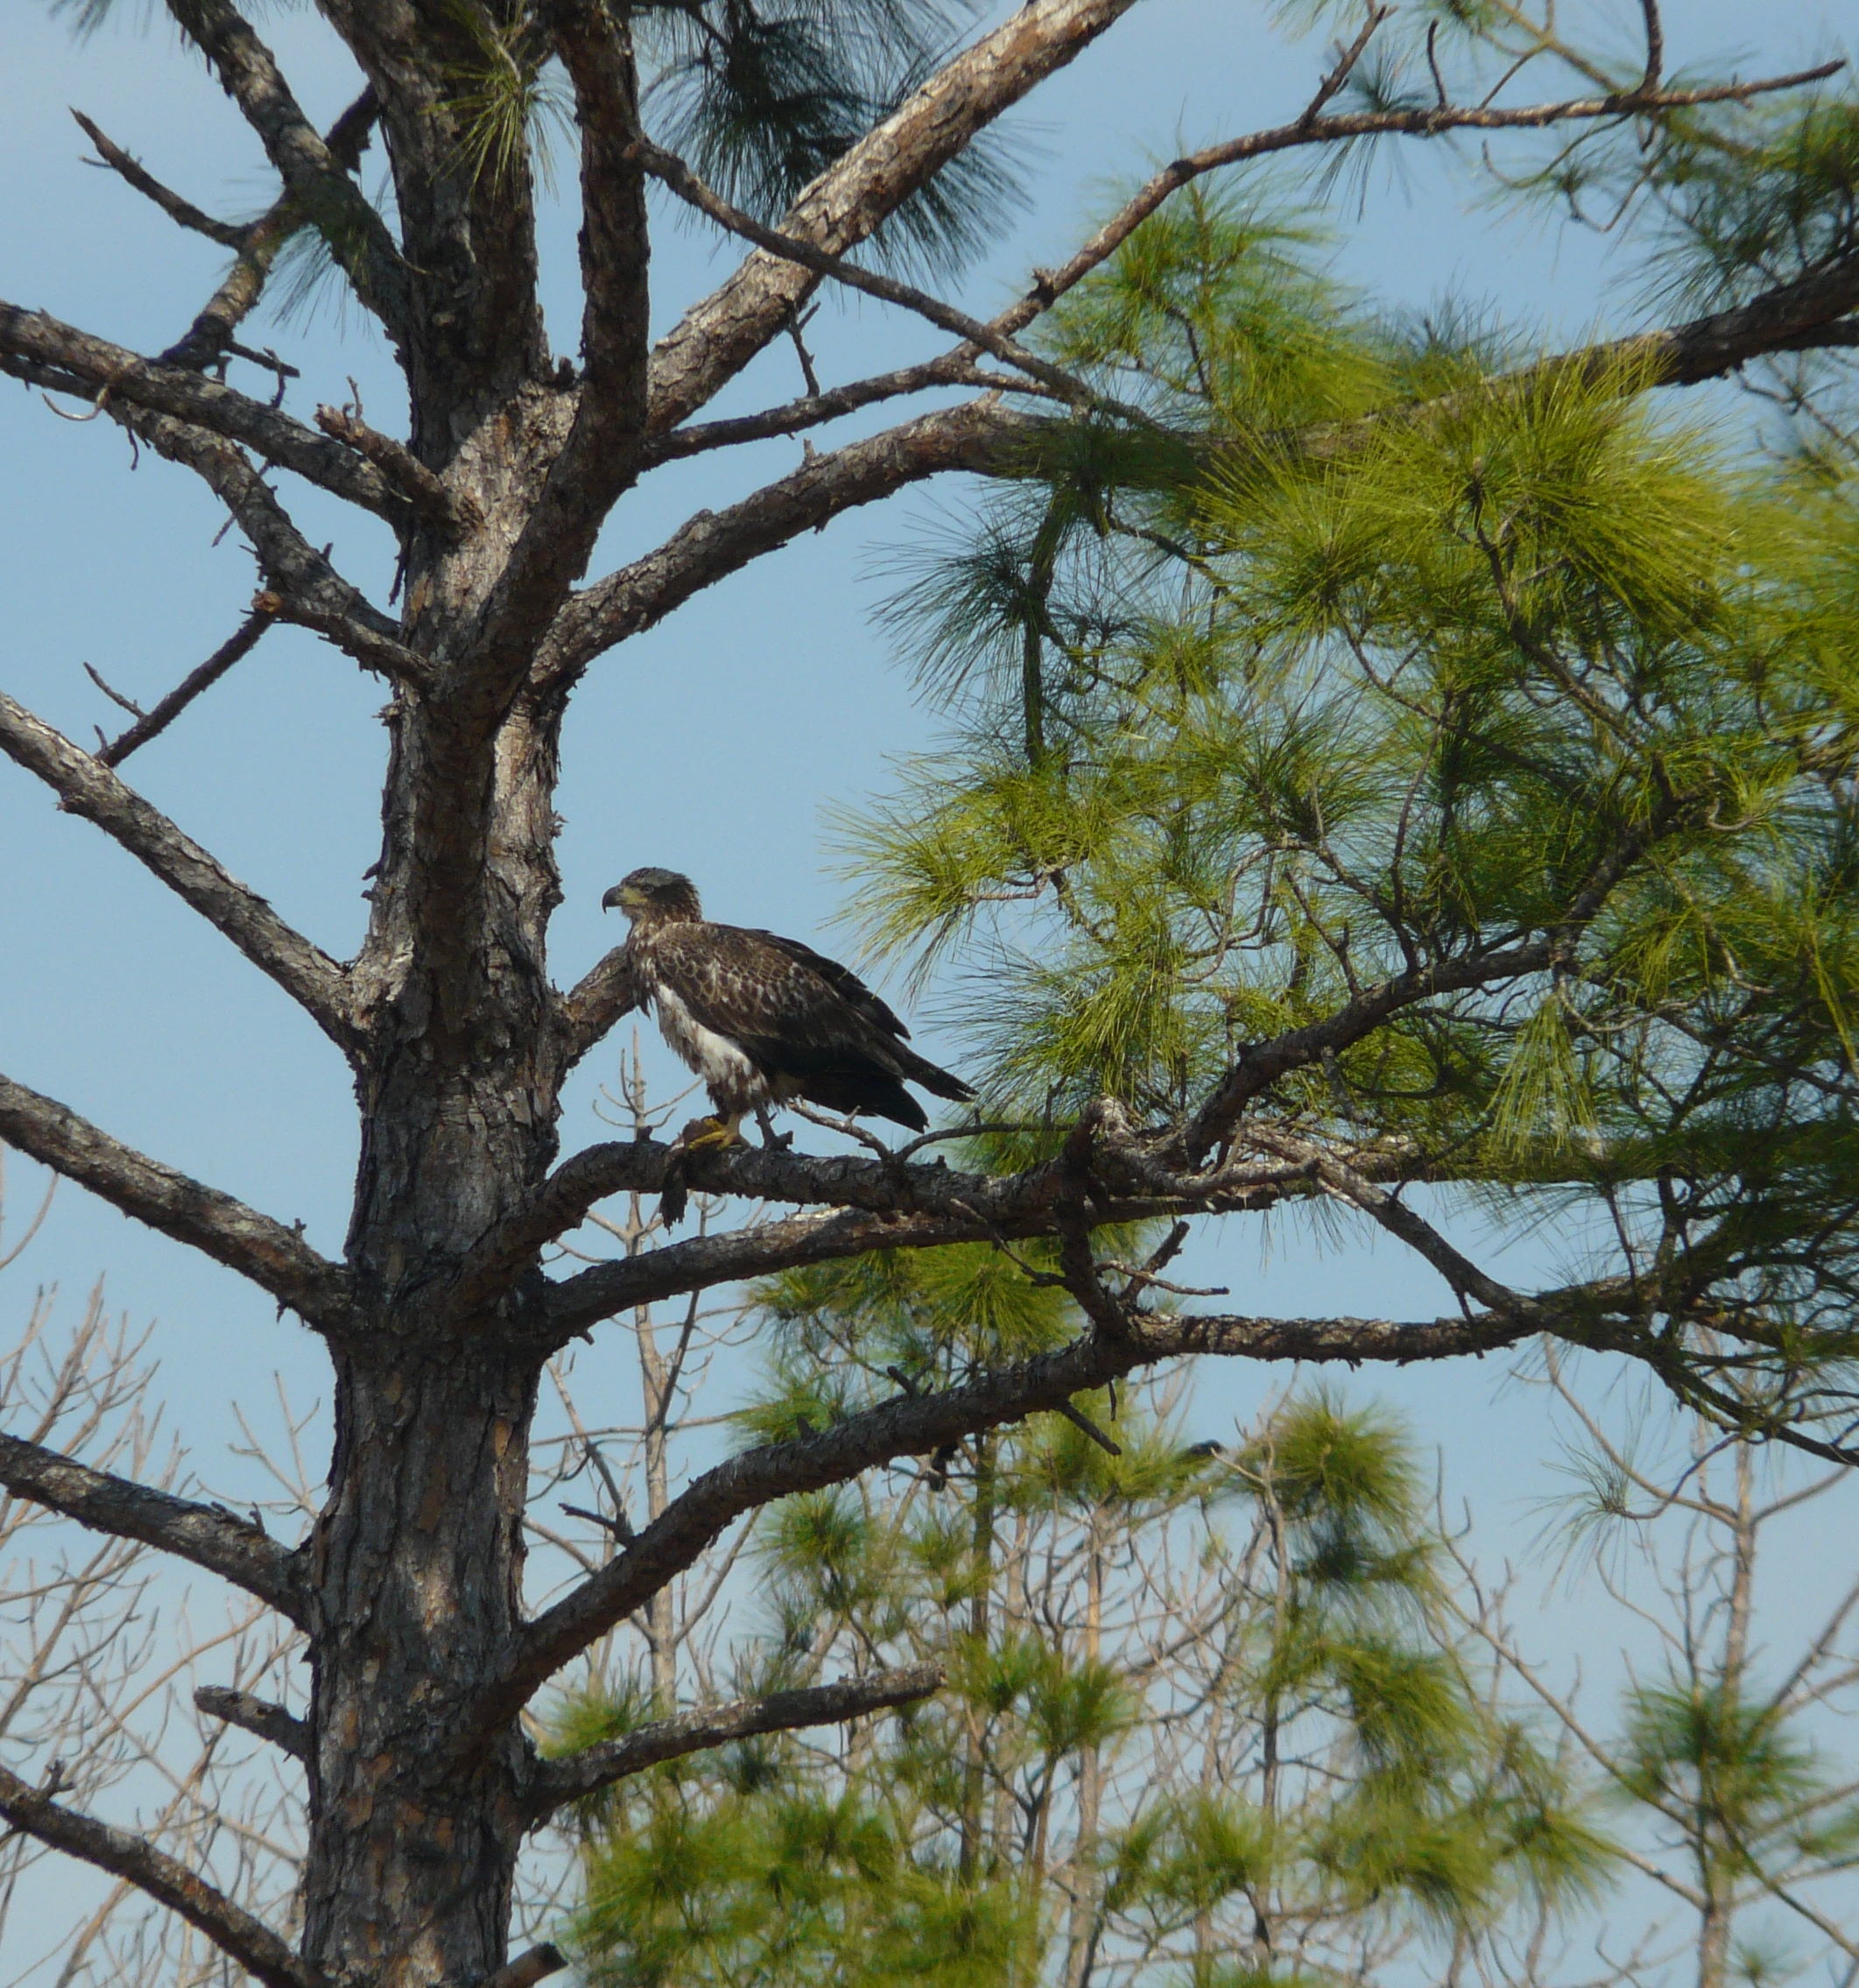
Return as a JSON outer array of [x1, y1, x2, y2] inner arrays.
[[302, 661, 568, 1983]]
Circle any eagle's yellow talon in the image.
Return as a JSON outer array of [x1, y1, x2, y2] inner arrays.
[[679, 1113, 744, 1153]]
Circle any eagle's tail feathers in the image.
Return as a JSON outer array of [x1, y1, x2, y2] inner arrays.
[[892, 1045, 975, 1103]]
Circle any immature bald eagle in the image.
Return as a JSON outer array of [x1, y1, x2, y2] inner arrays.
[[602, 867, 974, 1148]]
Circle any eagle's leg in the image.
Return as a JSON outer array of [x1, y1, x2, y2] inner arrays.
[[678, 1111, 745, 1153]]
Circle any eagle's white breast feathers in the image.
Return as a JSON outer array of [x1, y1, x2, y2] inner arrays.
[[649, 983, 768, 1106]]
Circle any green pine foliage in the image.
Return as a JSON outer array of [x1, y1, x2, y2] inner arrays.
[[558, 1248, 1606, 1986], [839, 162, 1859, 1451]]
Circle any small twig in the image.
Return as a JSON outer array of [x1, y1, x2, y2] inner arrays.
[[42, 386, 107, 423], [222, 339, 300, 384], [1299, 4, 1391, 127], [785, 302, 822, 397], [82, 662, 145, 720], [1426, 20, 1448, 111], [560, 1501, 635, 1540], [1053, 1397, 1123, 1456]]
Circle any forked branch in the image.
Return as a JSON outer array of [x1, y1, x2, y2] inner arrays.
[[0, 1073, 353, 1328], [165, 0, 409, 344], [0, 693, 359, 1050], [0, 1428, 306, 1622], [647, 0, 1144, 431], [0, 303, 410, 525], [526, 1662, 945, 1818], [0, 1759, 327, 1988]]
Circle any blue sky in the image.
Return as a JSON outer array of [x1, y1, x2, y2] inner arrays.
[[2, 0, 1855, 1961]]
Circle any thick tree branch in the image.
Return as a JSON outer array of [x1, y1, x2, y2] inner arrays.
[[537, 398, 1038, 688], [194, 1686, 310, 1758], [0, 693, 359, 1049], [165, 0, 409, 345], [452, 0, 651, 737], [1582, 247, 1859, 388], [646, 0, 1144, 433], [0, 304, 410, 525], [0, 1429, 307, 1622], [552, 946, 639, 1073], [0, 1073, 354, 1329], [482, 1948, 567, 1988], [477, 1304, 1546, 1738], [0, 1760, 325, 1988], [103, 407, 430, 686], [526, 1663, 944, 1819]]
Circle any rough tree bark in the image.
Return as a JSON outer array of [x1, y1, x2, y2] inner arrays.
[[0, 2, 1854, 1984]]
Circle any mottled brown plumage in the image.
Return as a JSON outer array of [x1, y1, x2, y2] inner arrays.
[[602, 867, 974, 1137]]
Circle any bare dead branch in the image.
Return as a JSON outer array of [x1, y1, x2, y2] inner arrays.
[[71, 109, 248, 248], [0, 1757, 325, 1988], [647, 349, 1002, 461], [526, 1662, 945, 1818], [0, 303, 409, 525], [482, 1946, 567, 1988], [98, 611, 274, 768], [313, 405, 470, 535], [163, 86, 379, 374], [193, 1686, 309, 1759], [633, 138, 1119, 414], [0, 1429, 306, 1623], [0, 692, 359, 1049], [0, 1072, 353, 1328]]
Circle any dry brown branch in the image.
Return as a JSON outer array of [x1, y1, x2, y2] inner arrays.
[[645, 0, 1145, 433], [0, 1758, 323, 1988], [0, 304, 410, 524], [0, 1429, 306, 1623], [0, 695, 358, 1049], [194, 1686, 310, 1759], [527, 1661, 945, 1816], [71, 109, 249, 248], [163, 0, 408, 342], [97, 611, 275, 768], [0, 1074, 353, 1327]]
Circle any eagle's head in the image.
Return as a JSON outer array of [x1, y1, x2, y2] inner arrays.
[[602, 867, 703, 927]]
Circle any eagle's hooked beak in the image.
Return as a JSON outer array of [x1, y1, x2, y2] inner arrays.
[[601, 884, 626, 913]]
